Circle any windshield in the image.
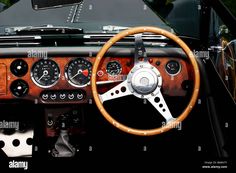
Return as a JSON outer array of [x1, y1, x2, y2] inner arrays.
[[1, 0, 235, 38], [0, 0, 172, 33], [0, 0, 202, 37]]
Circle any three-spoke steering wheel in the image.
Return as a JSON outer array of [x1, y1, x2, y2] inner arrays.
[[91, 26, 200, 136]]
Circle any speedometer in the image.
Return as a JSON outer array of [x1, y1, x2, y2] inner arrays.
[[65, 58, 92, 87], [31, 59, 60, 88]]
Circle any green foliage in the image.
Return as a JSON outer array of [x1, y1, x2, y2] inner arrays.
[[0, 0, 11, 6], [166, 0, 174, 5]]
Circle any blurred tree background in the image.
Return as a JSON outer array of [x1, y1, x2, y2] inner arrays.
[[0, 0, 11, 7]]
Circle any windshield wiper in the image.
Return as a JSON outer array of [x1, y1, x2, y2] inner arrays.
[[102, 25, 129, 32], [5, 25, 83, 35]]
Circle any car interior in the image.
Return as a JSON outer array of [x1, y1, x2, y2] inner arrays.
[[0, 0, 235, 170]]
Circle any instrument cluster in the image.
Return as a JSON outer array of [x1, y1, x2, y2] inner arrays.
[[0, 56, 191, 104], [0, 57, 131, 103]]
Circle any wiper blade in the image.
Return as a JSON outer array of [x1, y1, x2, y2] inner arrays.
[[102, 25, 129, 32], [5, 25, 83, 35]]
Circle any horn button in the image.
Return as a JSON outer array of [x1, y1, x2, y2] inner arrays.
[[127, 63, 162, 99]]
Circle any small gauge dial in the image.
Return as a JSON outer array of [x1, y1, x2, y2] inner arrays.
[[10, 79, 29, 97], [10, 59, 28, 77], [66, 58, 92, 87], [106, 61, 122, 76], [165, 60, 181, 76], [31, 59, 60, 88]]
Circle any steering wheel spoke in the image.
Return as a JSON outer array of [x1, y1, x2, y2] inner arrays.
[[148, 92, 176, 123], [99, 80, 131, 103]]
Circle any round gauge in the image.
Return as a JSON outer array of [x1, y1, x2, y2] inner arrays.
[[10, 79, 29, 97], [10, 59, 28, 77], [65, 58, 92, 87], [165, 60, 181, 76], [106, 61, 122, 76], [31, 59, 60, 88]]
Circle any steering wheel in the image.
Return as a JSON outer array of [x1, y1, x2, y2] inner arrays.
[[91, 26, 200, 136]]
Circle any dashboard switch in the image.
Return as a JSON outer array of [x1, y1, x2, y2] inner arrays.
[[59, 94, 66, 100], [77, 93, 83, 100], [50, 94, 57, 100], [42, 94, 49, 100], [68, 94, 75, 100], [40, 90, 86, 103], [97, 70, 104, 77]]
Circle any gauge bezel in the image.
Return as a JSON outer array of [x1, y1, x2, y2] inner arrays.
[[106, 60, 122, 76], [65, 58, 92, 88], [10, 59, 29, 77], [31, 59, 60, 89], [10, 79, 29, 98], [165, 60, 182, 76]]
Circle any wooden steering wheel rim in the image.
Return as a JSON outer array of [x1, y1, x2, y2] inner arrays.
[[91, 26, 200, 136]]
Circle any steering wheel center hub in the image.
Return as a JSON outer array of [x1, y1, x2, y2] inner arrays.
[[127, 63, 162, 98], [132, 69, 157, 94]]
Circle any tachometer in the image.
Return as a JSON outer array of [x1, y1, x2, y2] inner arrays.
[[65, 58, 92, 87], [31, 59, 60, 88], [106, 61, 122, 76]]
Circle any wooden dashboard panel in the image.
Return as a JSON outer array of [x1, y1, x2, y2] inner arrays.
[[0, 64, 7, 95], [0, 57, 193, 104]]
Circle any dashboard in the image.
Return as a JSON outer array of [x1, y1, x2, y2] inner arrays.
[[0, 56, 193, 104]]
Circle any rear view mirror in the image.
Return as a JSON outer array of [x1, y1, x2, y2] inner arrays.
[[32, 0, 83, 10]]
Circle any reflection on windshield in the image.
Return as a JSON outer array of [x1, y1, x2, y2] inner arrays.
[[32, 0, 83, 10], [144, 0, 200, 38]]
